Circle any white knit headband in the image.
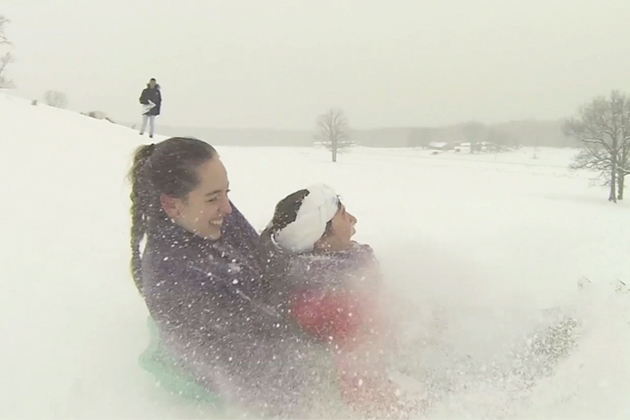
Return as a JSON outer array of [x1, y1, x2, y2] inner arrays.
[[272, 184, 340, 254]]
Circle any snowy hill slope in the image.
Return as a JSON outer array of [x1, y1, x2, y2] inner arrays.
[[0, 95, 191, 419], [1, 93, 630, 418]]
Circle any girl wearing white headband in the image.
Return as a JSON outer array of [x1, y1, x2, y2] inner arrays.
[[262, 183, 354, 254], [259, 184, 417, 417]]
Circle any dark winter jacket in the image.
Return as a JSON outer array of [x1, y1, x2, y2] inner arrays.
[[141, 205, 333, 417], [139, 84, 162, 116], [262, 240, 399, 411], [260, 234, 384, 349], [284, 243, 382, 291], [260, 237, 408, 415]]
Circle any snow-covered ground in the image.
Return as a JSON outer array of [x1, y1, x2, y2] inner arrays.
[[1, 93, 629, 419]]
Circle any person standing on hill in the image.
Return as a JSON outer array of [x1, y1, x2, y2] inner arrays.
[[139, 78, 162, 138]]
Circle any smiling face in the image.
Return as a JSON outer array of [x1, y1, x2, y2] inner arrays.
[[315, 203, 357, 252], [160, 157, 232, 240]]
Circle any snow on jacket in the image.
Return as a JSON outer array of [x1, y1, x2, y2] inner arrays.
[[283, 244, 407, 412], [265, 241, 385, 349], [139, 84, 162, 116], [140, 205, 332, 417]]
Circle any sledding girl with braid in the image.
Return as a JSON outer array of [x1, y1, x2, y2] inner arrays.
[[128, 137, 333, 417]]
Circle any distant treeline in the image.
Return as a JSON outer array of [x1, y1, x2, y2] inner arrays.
[[146, 120, 576, 148]]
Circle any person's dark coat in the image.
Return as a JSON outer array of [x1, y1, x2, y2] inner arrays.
[[139, 84, 162, 116], [141, 205, 333, 417]]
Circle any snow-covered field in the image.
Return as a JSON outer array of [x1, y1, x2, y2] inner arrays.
[[1, 93, 629, 419]]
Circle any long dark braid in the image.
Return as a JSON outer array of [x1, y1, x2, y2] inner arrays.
[[127, 137, 217, 295], [128, 143, 157, 294]]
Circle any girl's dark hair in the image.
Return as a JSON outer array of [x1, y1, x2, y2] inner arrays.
[[268, 189, 310, 232], [258, 188, 341, 310], [258, 189, 309, 274], [128, 137, 217, 294], [260, 188, 340, 257], [268, 189, 342, 236]]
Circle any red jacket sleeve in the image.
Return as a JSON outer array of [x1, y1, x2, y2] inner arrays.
[[290, 289, 378, 349]]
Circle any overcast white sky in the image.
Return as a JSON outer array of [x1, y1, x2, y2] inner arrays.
[[2, 0, 630, 129]]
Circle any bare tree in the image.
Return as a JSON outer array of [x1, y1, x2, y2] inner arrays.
[[0, 15, 8, 45], [565, 90, 630, 202], [315, 108, 352, 162], [0, 53, 14, 89], [618, 138, 630, 198], [0, 15, 14, 89], [44, 90, 68, 108]]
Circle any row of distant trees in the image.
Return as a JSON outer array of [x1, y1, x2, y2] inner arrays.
[[317, 93, 630, 204], [313, 111, 522, 163], [314, 111, 526, 161]]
